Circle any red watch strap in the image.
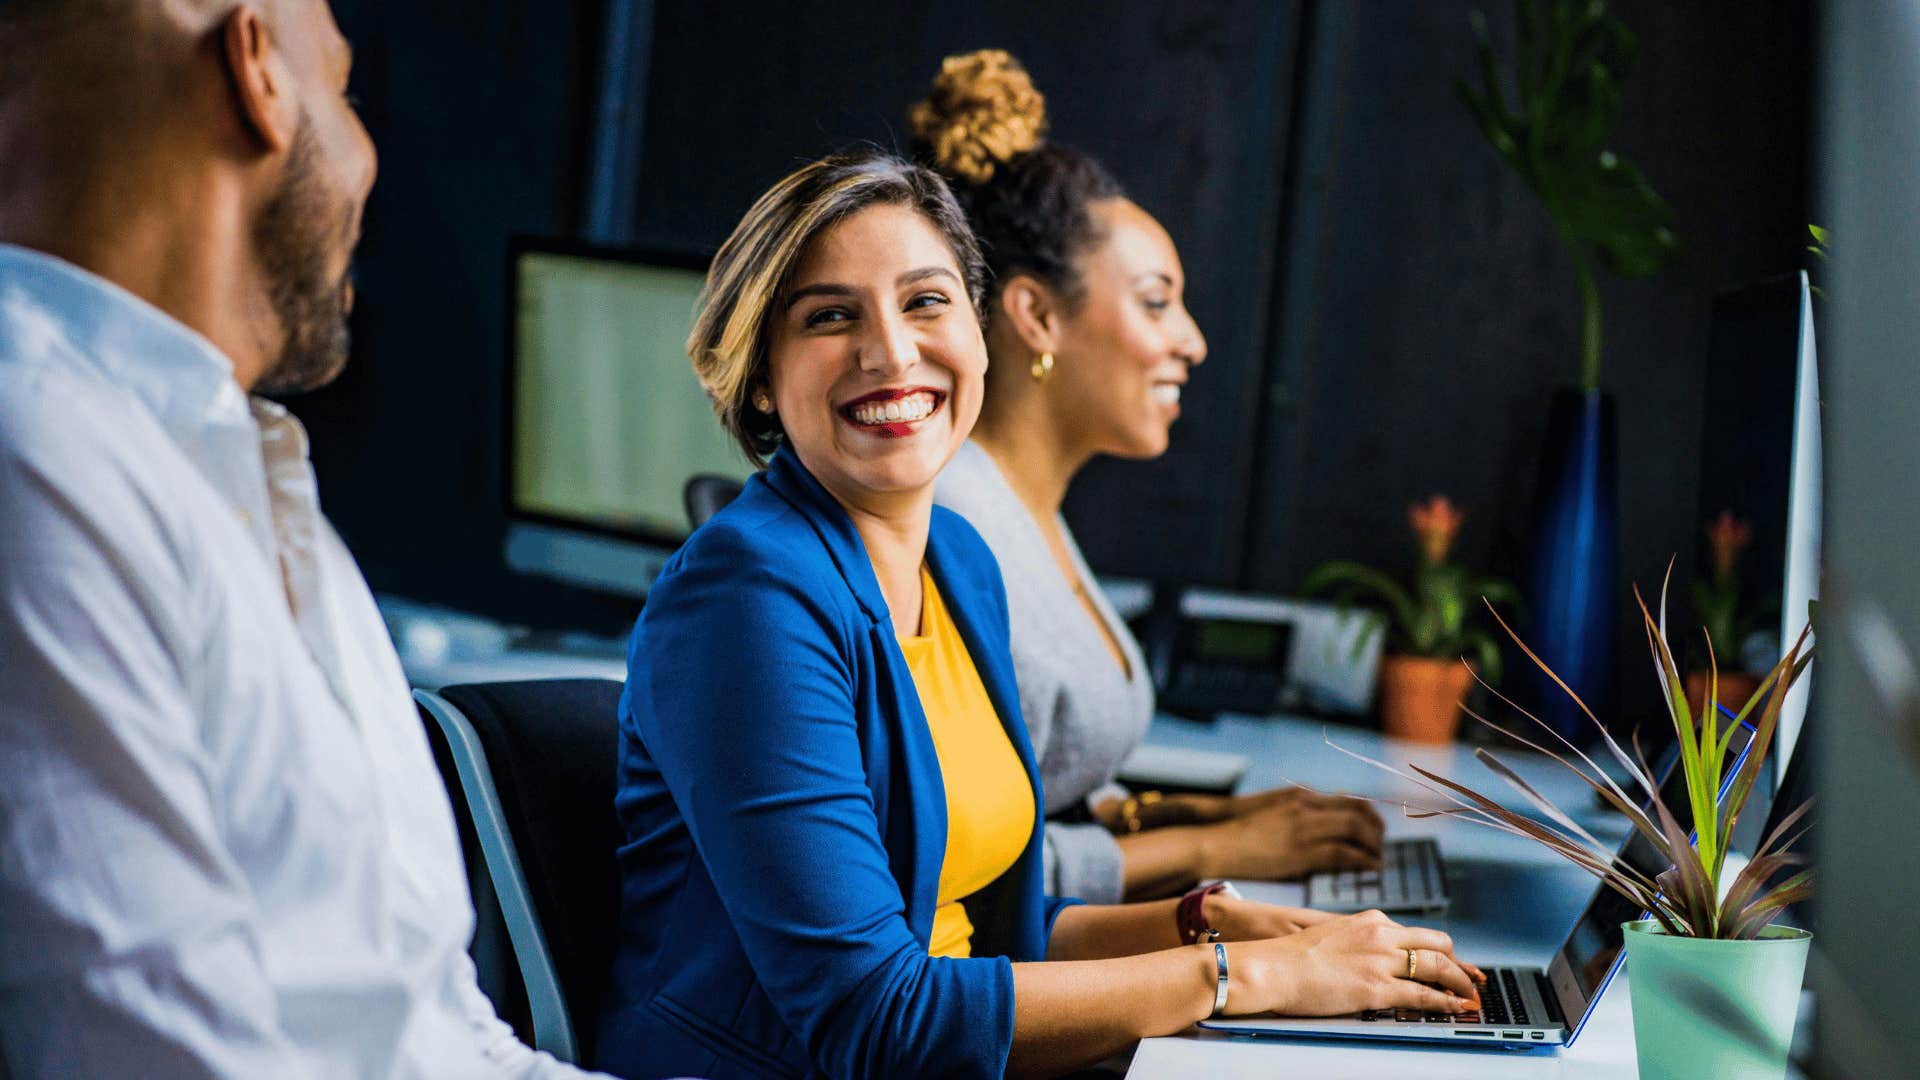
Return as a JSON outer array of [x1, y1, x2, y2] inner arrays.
[[1177, 882, 1229, 945]]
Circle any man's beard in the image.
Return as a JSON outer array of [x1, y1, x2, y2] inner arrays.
[[252, 116, 355, 398]]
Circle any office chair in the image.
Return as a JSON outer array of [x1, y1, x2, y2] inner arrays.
[[415, 679, 624, 1065], [683, 473, 744, 529]]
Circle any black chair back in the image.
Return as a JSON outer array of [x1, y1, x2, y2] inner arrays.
[[437, 679, 623, 1060], [683, 473, 745, 529]]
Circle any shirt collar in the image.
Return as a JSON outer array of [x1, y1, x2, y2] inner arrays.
[[0, 243, 252, 442]]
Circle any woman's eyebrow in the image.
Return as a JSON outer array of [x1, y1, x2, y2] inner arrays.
[[785, 282, 856, 309], [786, 267, 959, 309], [896, 266, 961, 288]]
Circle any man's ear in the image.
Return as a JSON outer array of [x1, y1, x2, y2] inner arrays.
[[221, 5, 297, 153], [997, 274, 1062, 357]]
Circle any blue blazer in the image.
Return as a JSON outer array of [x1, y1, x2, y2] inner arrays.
[[596, 447, 1076, 1080]]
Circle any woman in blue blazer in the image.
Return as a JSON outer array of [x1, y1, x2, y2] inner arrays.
[[595, 151, 1482, 1080]]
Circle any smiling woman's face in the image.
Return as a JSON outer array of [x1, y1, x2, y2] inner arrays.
[[766, 202, 988, 508], [1049, 198, 1207, 459]]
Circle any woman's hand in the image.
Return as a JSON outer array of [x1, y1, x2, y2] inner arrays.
[[1224, 909, 1486, 1017], [1195, 790, 1386, 881], [1204, 894, 1339, 941]]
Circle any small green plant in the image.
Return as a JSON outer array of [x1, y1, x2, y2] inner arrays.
[[1691, 510, 1773, 672], [1806, 224, 1830, 299], [1302, 496, 1521, 684], [1458, 0, 1680, 391], [1340, 571, 1814, 940]]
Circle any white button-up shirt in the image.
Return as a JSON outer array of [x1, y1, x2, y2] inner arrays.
[[0, 245, 601, 1078]]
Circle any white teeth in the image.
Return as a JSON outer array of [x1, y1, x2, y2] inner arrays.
[[1152, 384, 1182, 406], [848, 392, 937, 426]]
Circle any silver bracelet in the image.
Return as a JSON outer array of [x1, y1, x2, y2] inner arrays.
[[1210, 941, 1230, 1017]]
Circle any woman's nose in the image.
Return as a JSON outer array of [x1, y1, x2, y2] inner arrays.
[[859, 312, 920, 376]]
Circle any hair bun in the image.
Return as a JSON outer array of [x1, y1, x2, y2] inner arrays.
[[909, 49, 1046, 185]]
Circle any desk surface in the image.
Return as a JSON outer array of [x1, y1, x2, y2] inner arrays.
[[1126, 713, 1805, 1079]]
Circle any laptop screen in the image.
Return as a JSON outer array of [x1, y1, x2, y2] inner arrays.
[[1562, 827, 1666, 998]]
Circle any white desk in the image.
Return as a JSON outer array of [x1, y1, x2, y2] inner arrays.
[[1126, 713, 1807, 1079]]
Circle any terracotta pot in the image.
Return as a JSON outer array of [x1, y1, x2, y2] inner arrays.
[[1684, 670, 1765, 721], [1378, 655, 1477, 743]]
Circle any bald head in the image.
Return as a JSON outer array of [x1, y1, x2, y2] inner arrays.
[[0, 0, 311, 176], [0, 0, 376, 395], [0, 0, 228, 99]]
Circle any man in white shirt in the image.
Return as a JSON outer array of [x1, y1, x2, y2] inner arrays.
[[0, 2, 607, 1076]]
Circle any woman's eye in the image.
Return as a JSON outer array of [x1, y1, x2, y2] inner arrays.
[[805, 307, 852, 328], [1142, 297, 1172, 316], [905, 292, 951, 312]]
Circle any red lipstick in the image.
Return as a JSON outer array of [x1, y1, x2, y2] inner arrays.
[[838, 386, 947, 438]]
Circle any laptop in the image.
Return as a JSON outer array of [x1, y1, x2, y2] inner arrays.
[[1202, 722, 1751, 1049]]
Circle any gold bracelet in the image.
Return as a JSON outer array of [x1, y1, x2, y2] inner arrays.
[[1119, 790, 1164, 834]]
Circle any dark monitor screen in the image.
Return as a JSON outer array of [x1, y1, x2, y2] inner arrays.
[[1688, 272, 1819, 773], [1696, 276, 1806, 650]]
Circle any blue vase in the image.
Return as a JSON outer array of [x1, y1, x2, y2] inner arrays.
[[1524, 388, 1619, 740]]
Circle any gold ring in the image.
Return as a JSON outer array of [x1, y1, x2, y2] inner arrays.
[[1406, 948, 1418, 980]]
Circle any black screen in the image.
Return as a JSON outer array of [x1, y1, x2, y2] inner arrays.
[[1191, 618, 1291, 666]]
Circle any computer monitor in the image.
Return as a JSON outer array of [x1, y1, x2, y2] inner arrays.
[[1694, 271, 1821, 777], [503, 239, 753, 598]]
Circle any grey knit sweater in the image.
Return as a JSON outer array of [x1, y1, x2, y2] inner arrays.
[[934, 440, 1155, 904]]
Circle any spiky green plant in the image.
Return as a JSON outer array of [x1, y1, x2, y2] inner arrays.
[[1458, 0, 1680, 391], [1336, 571, 1813, 940]]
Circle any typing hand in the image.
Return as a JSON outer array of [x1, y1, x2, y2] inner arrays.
[[1197, 790, 1386, 881], [1225, 909, 1483, 1018]]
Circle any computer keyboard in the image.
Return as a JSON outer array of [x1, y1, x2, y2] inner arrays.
[[1356, 966, 1557, 1032], [1304, 836, 1448, 914]]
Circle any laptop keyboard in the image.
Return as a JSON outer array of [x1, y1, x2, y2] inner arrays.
[[1309, 837, 1444, 909], [1475, 968, 1531, 1026], [1356, 967, 1555, 1030]]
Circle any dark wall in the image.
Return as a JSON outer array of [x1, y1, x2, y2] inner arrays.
[[297, 0, 1809, 656], [1239, 1, 1808, 717]]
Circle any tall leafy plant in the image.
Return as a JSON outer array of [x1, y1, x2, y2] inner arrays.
[[1459, 0, 1680, 390]]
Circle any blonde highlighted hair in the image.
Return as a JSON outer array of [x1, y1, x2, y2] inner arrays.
[[689, 150, 986, 466]]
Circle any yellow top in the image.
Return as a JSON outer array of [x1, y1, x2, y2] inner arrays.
[[897, 566, 1036, 958]]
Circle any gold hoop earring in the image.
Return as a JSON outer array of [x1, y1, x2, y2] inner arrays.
[[1030, 351, 1055, 382], [752, 392, 773, 414]]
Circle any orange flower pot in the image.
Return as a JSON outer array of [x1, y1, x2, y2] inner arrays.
[[1378, 655, 1477, 744]]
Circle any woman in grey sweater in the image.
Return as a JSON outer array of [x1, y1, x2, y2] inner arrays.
[[921, 50, 1384, 905]]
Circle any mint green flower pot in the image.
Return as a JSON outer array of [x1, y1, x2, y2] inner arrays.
[[1622, 920, 1810, 1080]]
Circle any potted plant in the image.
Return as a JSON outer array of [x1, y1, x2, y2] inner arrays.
[[1458, 0, 1680, 737], [1345, 576, 1813, 1079], [1687, 511, 1774, 716], [1302, 496, 1521, 743]]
